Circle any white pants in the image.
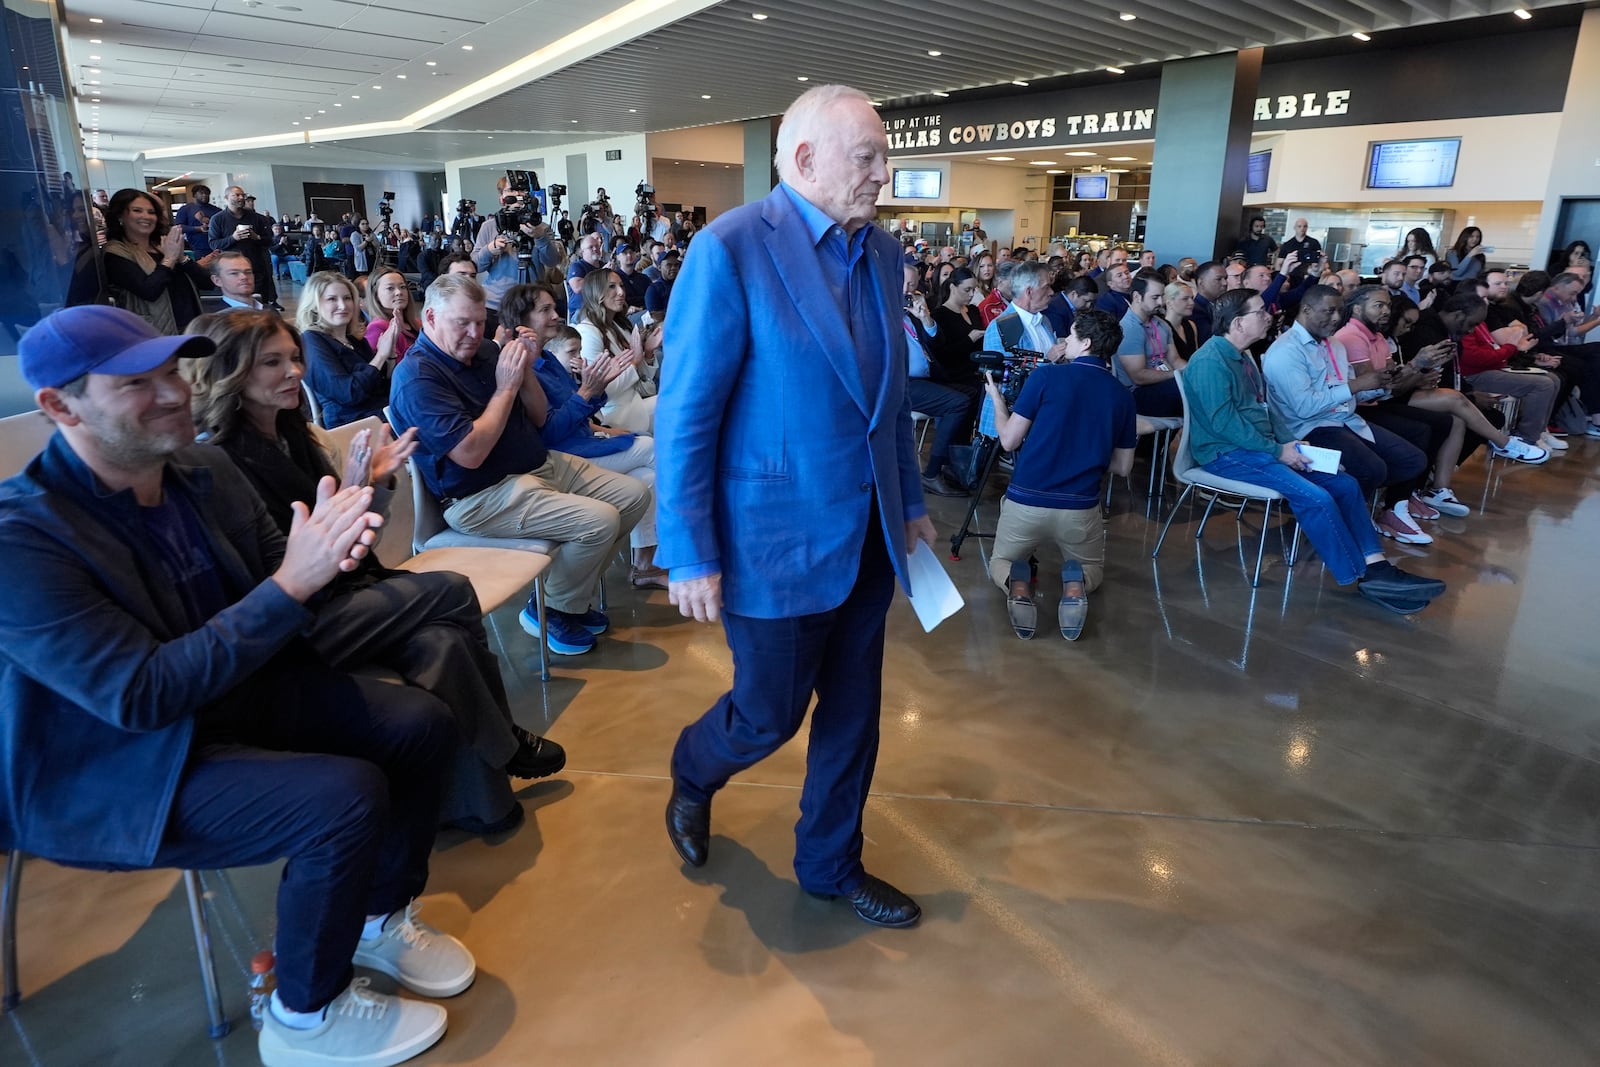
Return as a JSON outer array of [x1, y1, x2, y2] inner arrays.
[[581, 436, 657, 549]]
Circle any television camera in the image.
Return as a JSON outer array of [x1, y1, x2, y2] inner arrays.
[[634, 180, 656, 219], [496, 169, 545, 280], [971, 344, 1045, 405]]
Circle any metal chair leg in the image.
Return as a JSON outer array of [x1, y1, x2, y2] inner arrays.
[[2, 850, 21, 1012], [1151, 484, 1195, 559], [184, 871, 230, 1039], [1194, 489, 1222, 538], [534, 578, 550, 682], [1251, 499, 1273, 587]]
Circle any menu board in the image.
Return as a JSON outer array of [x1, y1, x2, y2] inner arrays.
[[1365, 138, 1461, 189]]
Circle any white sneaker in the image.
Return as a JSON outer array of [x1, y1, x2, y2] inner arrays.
[[1491, 436, 1549, 464], [259, 978, 446, 1067], [1375, 503, 1433, 545], [1417, 487, 1472, 517], [352, 901, 477, 998], [1539, 431, 1570, 452]]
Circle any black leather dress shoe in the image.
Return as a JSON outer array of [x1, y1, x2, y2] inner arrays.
[[810, 874, 921, 928], [506, 726, 566, 779], [665, 786, 710, 867]]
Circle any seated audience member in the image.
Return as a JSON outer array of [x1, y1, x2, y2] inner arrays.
[[212, 250, 265, 310], [436, 251, 477, 278], [981, 308, 1136, 641], [1186, 291, 1445, 612], [389, 274, 650, 656], [1418, 259, 1455, 304], [1189, 261, 1226, 340], [1047, 274, 1098, 338], [1263, 287, 1434, 545], [1225, 259, 1247, 288], [977, 259, 1016, 325], [1112, 274, 1185, 416], [365, 269, 421, 365], [903, 265, 979, 497], [300, 270, 394, 428], [644, 249, 679, 324], [2, 306, 475, 1067], [983, 261, 1069, 363], [1439, 291, 1565, 451], [270, 224, 296, 281], [184, 310, 565, 834], [564, 231, 606, 324], [1164, 281, 1201, 359], [498, 283, 667, 587], [1399, 255, 1427, 303], [613, 244, 652, 312], [1094, 262, 1134, 317], [1536, 271, 1600, 437], [971, 249, 997, 298], [102, 188, 217, 333], [575, 267, 660, 433], [931, 267, 987, 383], [1336, 287, 1546, 518]]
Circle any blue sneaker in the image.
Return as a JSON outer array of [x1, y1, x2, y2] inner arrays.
[[518, 607, 596, 655], [573, 607, 609, 635]]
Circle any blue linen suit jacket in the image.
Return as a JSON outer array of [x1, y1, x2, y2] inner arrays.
[[654, 186, 926, 619]]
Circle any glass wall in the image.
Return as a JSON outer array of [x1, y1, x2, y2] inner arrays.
[[1, 0, 100, 415]]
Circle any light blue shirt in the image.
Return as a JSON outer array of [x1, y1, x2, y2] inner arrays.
[[1261, 321, 1378, 442]]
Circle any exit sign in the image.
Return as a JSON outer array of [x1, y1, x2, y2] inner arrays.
[[605, 150, 622, 161]]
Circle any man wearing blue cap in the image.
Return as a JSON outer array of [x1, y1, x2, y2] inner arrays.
[[0, 306, 473, 1067]]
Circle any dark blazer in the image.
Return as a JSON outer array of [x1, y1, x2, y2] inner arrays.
[[654, 185, 924, 618], [0, 436, 309, 867]]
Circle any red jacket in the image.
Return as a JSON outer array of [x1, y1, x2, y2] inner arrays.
[[1458, 322, 1519, 376], [977, 290, 1009, 326]]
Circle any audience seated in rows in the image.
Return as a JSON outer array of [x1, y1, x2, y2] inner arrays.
[[299, 270, 393, 428]]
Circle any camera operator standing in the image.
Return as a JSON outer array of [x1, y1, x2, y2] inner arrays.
[[472, 175, 545, 334], [981, 307, 1138, 642]]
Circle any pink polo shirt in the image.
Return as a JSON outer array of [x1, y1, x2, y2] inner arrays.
[[1333, 318, 1392, 373]]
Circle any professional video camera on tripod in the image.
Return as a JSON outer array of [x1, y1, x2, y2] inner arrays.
[[450, 198, 479, 241], [633, 179, 656, 221], [495, 169, 544, 283], [949, 343, 1046, 559]]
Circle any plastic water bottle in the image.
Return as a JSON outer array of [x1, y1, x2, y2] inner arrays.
[[248, 949, 277, 1031]]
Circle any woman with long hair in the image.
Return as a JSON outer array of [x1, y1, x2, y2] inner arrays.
[[1447, 226, 1487, 281], [299, 270, 396, 427], [363, 269, 421, 364], [575, 267, 660, 433], [971, 249, 997, 297], [347, 217, 378, 278], [929, 266, 986, 385], [182, 309, 563, 835], [1397, 227, 1437, 261], [1163, 280, 1201, 360], [101, 188, 217, 332]]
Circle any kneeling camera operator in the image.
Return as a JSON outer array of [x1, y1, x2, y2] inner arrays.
[[980, 307, 1138, 643]]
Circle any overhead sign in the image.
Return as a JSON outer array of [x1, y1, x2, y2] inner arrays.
[[882, 80, 1161, 157]]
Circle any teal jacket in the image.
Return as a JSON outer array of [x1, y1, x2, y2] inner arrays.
[[1183, 335, 1282, 467]]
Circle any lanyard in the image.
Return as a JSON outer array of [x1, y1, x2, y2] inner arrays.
[[1144, 319, 1166, 364], [1240, 353, 1265, 404], [1321, 340, 1344, 383]]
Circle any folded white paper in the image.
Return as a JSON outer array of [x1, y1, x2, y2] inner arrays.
[[1296, 442, 1341, 475], [905, 540, 965, 632]]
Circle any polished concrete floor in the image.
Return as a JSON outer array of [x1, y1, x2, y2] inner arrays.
[[5, 434, 1600, 1067]]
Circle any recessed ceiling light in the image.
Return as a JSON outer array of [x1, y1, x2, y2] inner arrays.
[[461, 44, 473, 50], [1514, 7, 1532, 17], [372, 85, 381, 89], [751, 12, 768, 19], [796, 76, 808, 81], [700, 94, 711, 99], [88, 55, 100, 60], [1106, 66, 1126, 74], [1352, 31, 1371, 41], [333, 102, 341, 107], [88, 68, 100, 73], [426, 61, 437, 66], [628, 108, 637, 112], [487, 135, 493, 139], [1028, 160, 1055, 165], [927, 50, 941, 57], [1066, 151, 1097, 157], [89, 17, 103, 23], [395, 74, 406, 79], [1120, 11, 1137, 20], [1107, 168, 1130, 173], [87, 80, 99, 85], [89, 38, 100, 43], [673, 161, 680, 165], [351, 94, 360, 99], [570, 118, 578, 122], [1012, 80, 1028, 86], [699, 163, 705, 167], [1108, 156, 1138, 161], [986, 156, 1015, 161], [292, 121, 299, 125], [317, 109, 325, 113], [932, 91, 949, 97], [303, 115, 311, 119]]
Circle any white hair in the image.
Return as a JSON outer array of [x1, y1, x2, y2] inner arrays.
[[424, 272, 485, 318], [774, 84, 874, 185]]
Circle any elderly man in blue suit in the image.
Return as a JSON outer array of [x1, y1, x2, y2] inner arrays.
[[655, 84, 937, 929]]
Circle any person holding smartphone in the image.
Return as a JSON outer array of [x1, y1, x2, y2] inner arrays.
[[207, 185, 280, 310]]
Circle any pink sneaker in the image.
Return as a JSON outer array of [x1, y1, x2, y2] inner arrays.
[[1406, 492, 1441, 521], [1375, 505, 1433, 545]]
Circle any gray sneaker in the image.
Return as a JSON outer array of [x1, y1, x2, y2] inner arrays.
[[259, 978, 446, 1067], [352, 901, 476, 998]]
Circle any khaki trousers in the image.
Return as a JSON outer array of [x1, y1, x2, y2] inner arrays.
[[444, 451, 650, 613], [987, 497, 1106, 594]]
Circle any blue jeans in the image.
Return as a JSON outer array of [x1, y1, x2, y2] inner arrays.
[[671, 522, 895, 895], [1203, 448, 1380, 585], [1303, 423, 1427, 508], [908, 378, 979, 476]]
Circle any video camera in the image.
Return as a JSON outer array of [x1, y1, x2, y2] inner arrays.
[[547, 183, 566, 215], [377, 190, 395, 223], [634, 180, 656, 219], [971, 345, 1044, 404], [497, 170, 544, 236]]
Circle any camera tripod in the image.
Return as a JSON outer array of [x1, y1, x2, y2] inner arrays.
[[947, 434, 1009, 562]]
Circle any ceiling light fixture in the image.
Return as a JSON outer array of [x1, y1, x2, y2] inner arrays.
[[317, 109, 325, 113], [292, 121, 299, 125], [927, 50, 941, 57], [333, 102, 341, 106], [751, 12, 768, 19], [700, 93, 711, 99], [1012, 79, 1028, 86], [88, 68, 100, 73], [1120, 11, 1137, 20], [89, 38, 101, 43], [628, 107, 637, 112], [1108, 156, 1137, 161], [89, 17, 103, 23], [461, 44, 473, 50], [87, 80, 99, 85], [797, 75, 808, 81], [89, 55, 100, 60], [1352, 31, 1371, 41], [1066, 151, 1097, 156], [426, 61, 437, 66], [372, 85, 381, 89], [396, 74, 406, 79], [986, 156, 1015, 161], [1029, 160, 1055, 165], [1106, 66, 1126, 74], [932, 91, 949, 97], [351, 94, 360, 99], [1514, 7, 1532, 17]]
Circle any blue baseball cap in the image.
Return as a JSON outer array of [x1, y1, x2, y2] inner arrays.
[[19, 306, 215, 390]]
